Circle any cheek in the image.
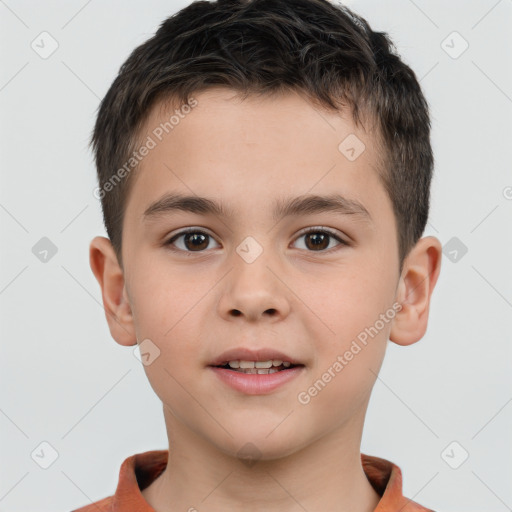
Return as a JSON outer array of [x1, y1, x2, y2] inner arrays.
[[295, 258, 394, 395], [297, 291, 389, 420], [134, 305, 203, 413], [128, 260, 207, 339], [127, 262, 210, 363], [298, 257, 395, 338]]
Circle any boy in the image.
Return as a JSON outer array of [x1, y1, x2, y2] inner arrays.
[[76, 0, 442, 510]]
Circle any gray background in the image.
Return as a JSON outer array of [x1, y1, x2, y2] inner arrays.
[[1, 1, 511, 510]]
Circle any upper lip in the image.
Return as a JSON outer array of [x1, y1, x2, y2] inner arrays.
[[208, 347, 303, 367]]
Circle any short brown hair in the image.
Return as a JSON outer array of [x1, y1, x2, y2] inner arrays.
[[90, 0, 433, 274]]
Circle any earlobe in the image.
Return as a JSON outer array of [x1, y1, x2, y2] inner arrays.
[[89, 236, 137, 346], [389, 236, 442, 346]]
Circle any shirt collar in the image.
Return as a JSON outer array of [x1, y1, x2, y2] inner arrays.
[[110, 450, 433, 511]]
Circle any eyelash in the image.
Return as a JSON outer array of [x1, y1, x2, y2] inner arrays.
[[165, 226, 348, 256]]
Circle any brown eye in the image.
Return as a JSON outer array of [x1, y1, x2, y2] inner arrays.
[[167, 229, 220, 252], [304, 232, 330, 250], [183, 232, 209, 251], [293, 228, 346, 252]]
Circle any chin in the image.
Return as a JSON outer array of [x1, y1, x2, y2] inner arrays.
[[213, 428, 308, 463]]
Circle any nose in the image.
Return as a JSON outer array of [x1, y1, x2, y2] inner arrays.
[[217, 253, 291, 323]]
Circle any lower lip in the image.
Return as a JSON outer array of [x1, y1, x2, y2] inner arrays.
[[208, 366, 304, 395]]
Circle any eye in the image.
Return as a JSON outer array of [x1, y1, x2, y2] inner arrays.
[[292, 227, 347, 252], [166, 228, 220, 253]]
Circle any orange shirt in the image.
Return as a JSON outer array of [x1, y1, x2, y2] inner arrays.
[[72, 450, 435, 511]]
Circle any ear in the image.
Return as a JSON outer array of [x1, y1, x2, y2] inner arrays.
[[389, 236, 442, 346], [89, 236, 137, 346]]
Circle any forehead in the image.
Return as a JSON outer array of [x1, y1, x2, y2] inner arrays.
[[124, 87, 391, 230]]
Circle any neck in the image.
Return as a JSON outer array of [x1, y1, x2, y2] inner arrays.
[[142, 408, 381, 512]]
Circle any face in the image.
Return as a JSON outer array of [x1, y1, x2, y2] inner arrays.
[[119, 88, 402, 459]]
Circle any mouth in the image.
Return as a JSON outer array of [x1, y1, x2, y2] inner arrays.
[[207, 348, 306, 394], [208, 360, 305, 395]]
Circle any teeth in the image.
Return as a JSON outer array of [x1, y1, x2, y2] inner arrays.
[[238, 367, 256, 373], [221, 359, 298, 374], [227, 360, 292, 369], [255, 361, 272, 368], [231, 368, 280, 374]]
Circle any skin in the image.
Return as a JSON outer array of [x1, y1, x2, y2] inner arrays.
[[90, 87, 442, 512]]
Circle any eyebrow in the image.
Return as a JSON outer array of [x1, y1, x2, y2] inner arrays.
[[143, 192, 372, 224]]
